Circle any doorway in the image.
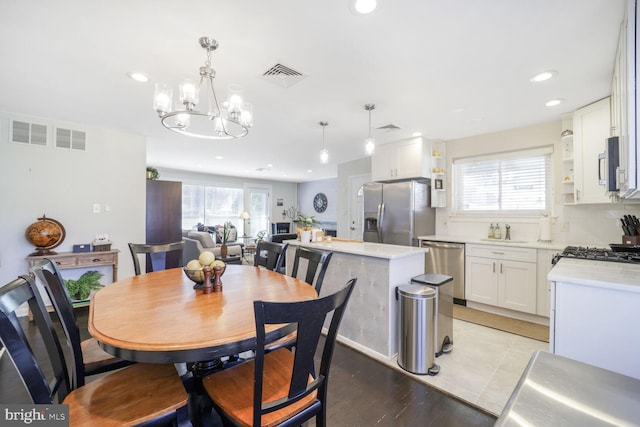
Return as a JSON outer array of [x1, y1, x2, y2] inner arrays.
[[244, 185, 271, 238], [348, 174, 371, 241]]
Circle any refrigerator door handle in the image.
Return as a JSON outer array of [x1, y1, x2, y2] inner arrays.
[[377, 202, 385, 243]]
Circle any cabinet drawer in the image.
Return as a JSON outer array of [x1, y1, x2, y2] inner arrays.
[[52, 256, 79, 268], [466, 244, 536, 263], [77, 253, 116, 266]]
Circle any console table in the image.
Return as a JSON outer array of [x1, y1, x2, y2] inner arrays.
[[26, 249, 119, 309]]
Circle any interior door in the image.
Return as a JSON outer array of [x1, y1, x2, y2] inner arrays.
[[348, 174, 370, 240], [245, 186, 271, 238]]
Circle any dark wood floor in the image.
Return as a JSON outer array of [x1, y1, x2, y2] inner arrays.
[[1, 307, 496, 426]]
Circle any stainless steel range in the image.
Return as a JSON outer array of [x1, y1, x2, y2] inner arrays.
[[552, 245, 640, 265]]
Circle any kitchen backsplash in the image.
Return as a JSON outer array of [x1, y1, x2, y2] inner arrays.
[[436, 204, 640, 247]]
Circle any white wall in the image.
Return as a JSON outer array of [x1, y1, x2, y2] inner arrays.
[[297, 178, 337, 224], [438, 120, 640, 246], [0, 112, 146, 287]]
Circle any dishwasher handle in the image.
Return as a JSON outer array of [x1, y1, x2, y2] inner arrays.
[[422, 241, 464, 250]]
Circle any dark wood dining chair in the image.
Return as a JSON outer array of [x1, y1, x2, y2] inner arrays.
[[254, 241, 288, 273], [31, 258, 134, 388], [265, 247, 334, 352], [201, 278, 357, 427], [0, 275, 189, 426], [128, 241, 184, 275], [291, 246, 333, 294]]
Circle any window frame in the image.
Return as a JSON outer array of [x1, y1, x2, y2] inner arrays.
[[451, 146, 554, 217]]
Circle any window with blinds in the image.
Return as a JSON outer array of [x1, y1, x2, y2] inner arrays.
[[452, 147, 553, 214]]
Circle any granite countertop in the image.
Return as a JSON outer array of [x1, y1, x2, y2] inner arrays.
[[285, 239, 427, 260], [417, 235, 566, 250], [547, 257, 640, 292]]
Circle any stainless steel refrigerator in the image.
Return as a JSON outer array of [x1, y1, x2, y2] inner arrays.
[[362, 181, 435, 246]]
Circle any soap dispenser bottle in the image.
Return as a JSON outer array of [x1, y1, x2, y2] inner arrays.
[[488, 223, 495, 238], [494, 223, 502, 239]]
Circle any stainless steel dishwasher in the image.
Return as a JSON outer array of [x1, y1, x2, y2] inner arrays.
[[420, 241, 466, 305]]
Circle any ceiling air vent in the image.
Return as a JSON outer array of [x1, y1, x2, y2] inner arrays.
[[261, 63, 306, 88], [55, 127, 86, 151], [10, 120, 48, 146], [376, 123, 401, 131]]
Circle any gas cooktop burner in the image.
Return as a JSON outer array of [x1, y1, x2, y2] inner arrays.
[[552, 246, 640, 265]]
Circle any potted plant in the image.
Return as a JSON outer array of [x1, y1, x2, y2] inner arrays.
[[219, 222, 232, 257], [146, 166, 159, 180], [296, 213, 320, 242], [63, 270, 104, 301]]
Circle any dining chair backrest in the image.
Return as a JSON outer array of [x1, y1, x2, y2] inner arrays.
[[31, 258, 133, 389], [0, 275, 72, 403], [31, 258, 87, 388], [128, 241, 184, 275], [291, 247, 333, 293], [251, 278, 357, 426], [254, 240, 288, 272]]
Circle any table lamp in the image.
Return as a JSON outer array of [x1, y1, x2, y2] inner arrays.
[[240, 211, 250, 236]]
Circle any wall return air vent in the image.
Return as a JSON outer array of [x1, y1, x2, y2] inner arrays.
[[11, 120, 48, 146], [261, 63, 306, 88]]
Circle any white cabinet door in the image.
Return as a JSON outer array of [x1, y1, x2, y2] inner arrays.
[[498, 260, 537, 314], [466, 244, 538, 314], [465, 256, 498, 305], [371, 137, 429, 181], [394, 138, 426, 180], [573, 97, 612, 204], [371, 143, 395, 181]]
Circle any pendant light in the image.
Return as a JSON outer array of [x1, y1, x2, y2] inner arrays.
[[319, 121, 329, 164], [364, 104, 375, 155]]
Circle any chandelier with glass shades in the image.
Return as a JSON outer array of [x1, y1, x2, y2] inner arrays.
[[364, 103, 376, 155], [153, 37, 253, 140]]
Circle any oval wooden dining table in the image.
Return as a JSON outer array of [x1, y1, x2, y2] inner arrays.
[[88, 265, 317, 364]]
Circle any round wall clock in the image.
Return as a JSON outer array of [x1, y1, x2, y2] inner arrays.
[[313, 192, 328, 213]]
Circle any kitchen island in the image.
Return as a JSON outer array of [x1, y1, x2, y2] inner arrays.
[[285, 239, 427, 360]]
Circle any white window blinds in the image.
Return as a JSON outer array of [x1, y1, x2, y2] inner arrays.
[[453, 147, 553, 214]]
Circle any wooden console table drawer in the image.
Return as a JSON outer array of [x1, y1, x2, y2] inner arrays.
[[26, 249, 120, 281]]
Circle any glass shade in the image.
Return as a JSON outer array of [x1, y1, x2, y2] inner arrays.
[[365, 137, 375, 155], [320, 149, 329, 164], [179, 79, 199, 106], [153, 83, 173, 115]]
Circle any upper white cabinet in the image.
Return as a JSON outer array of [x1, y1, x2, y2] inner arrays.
[[572, 97, 615, 204], [371, 137, 431, 182]]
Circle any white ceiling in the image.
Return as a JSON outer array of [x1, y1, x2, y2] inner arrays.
[[0, 0, 626, 182]]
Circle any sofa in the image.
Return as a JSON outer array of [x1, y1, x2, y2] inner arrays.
[[182, 230, 243, 263]]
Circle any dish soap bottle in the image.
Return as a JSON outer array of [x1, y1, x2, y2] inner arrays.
[[488, 223, 495, 239], [494, 223, 502, 239]]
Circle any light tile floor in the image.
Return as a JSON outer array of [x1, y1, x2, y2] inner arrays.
[[378, 319, 548, 416]]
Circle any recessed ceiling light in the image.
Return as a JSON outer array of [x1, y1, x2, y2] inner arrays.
[[452, 107, 465, 113], [412, 132, 422, 137], [127, 72, 149, 83], [353, 0, 377, 14], [215, 155, 223, 160], [530, 70, 557, 83], [307, 169, 313, 173], [545, 98, 564, 107]]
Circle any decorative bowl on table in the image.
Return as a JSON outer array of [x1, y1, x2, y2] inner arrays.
[[183, 263, 226, 289]]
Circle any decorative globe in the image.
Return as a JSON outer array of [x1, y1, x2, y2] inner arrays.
[[25, 215, 66, 256]]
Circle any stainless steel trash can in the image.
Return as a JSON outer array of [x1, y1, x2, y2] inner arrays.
[[396, 284, 439, 375], [411, 273, 454, 357]]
